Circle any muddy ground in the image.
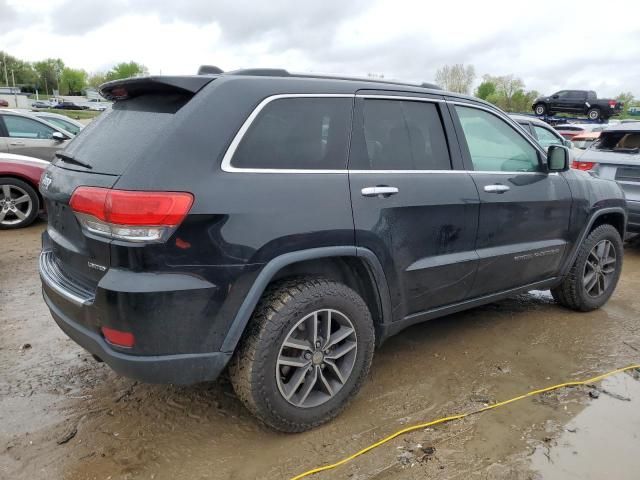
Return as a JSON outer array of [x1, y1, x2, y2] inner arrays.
[[1, 221, 639, 480]]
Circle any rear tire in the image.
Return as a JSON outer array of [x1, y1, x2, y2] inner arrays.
[[0, 177, 39, 230], [229, 277, 375, 432], [551, 224, 623, 311], [587, 108, 601, 120]]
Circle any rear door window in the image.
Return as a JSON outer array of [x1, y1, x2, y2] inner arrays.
[[350, 99, 451, 170], [594, 131, 640, 153], [231, 97, 352, 170]]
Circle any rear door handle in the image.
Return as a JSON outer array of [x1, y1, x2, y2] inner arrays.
[[484, 184, 510, 194], [361, 186, 399, 198], [9, 141, 25, 146]]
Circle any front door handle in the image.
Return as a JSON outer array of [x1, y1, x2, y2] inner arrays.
[[484, 184, 510, 194], [361, 186, 399, 198], [9, 141, 25, 146]]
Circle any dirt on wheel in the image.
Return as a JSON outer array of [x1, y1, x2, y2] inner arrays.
[[2, 222, 640, 479]]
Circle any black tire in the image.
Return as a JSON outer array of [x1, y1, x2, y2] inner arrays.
[[229, 277, 375, 432], [587, 107, 601, 120], [534, 103, 547, 116], [551, 224, 623, 311], [0, 177, 39, 230]]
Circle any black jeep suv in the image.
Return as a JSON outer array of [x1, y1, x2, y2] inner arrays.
[[39, 70, 626, 432]]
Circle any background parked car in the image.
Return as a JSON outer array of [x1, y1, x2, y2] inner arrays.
[[574, 122, 640, 232], [0, 110, 73, 160], [0, 99, 9, 107], [53, 101, 88, 111], [571, 131, 600, 150], [31, 101, 50, 109], [0, 152, 47, 229], [510, 114, 571, 149], [553, 124, 588, 139], [83, 98, 110, 111], [32, 111, 84, 136]]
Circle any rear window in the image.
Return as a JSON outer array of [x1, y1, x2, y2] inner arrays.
[[593, 131, 640, 153], [57, 94, 190, 174], [231, 97, 352, 170]]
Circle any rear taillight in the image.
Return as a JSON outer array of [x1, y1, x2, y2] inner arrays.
[[70, 187, 193, 242], [608, 100, 617, 107], [571, 161, 597, 171]]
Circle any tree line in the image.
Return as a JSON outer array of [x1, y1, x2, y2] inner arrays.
[[0, 51, 147, 96], [435, 63, 637, 114]]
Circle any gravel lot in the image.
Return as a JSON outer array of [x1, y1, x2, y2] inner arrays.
[[2, 221, 640, 479]]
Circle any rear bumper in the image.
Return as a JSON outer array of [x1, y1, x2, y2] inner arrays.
[[42, 288, 231, 384]]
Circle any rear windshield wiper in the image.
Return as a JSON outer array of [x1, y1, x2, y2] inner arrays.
[[55, 153, 92, 169]]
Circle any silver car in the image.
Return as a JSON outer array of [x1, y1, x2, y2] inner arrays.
[[0, 110, 73, 161], [578, 122, 640, 233], [32, 111, 84, 136]]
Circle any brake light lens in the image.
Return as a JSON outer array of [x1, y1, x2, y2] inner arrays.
[[70, 187, 193, 242], [608, 100, 617, 107], [571, 161, 596, 171], [101, 326, 135, 348]]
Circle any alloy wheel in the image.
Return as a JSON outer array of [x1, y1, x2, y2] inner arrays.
[[276, 309, 357, 408], [0, 184, 32, 226], [583, 239, 617, 297]]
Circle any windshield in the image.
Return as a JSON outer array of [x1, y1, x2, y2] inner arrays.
[[592, 131, 640, 153]]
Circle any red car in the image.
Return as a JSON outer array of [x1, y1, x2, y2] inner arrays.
[[0, 152, 48, 229]]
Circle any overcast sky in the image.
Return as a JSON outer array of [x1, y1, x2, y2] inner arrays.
[[2, 0, 639, 97]]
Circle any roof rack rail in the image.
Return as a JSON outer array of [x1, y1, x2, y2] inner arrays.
[[197, 65, 224, 75], [220, 68, 441, 90], [226, 68, 290, 77]]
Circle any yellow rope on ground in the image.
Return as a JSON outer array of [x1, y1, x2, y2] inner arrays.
[[290, 364, 640, 480]]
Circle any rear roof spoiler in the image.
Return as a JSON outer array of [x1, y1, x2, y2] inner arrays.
[[99, 76, 216, 100]]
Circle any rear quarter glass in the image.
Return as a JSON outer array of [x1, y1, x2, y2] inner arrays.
[[56, 93, 191, 175]]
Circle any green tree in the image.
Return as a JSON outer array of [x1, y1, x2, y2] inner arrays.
[[434, 64, 476, 94], [0, 51, 37, 89], [60, 67, 88, 95], [88, 72, 108, 89], [105, 61, 148, 81], [475, 79, 496, 100], [615, 92, 635, 114], [479, 74, 536, 112], [33, 58, 65, 95]]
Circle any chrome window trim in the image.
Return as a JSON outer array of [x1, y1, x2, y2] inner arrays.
[[355, 94, 444, 103], [219, 94, 554, 175], [220, 93, 355, 174]]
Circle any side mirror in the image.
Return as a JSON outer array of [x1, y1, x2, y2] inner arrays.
[[51, 131, 67, 142], [547, 145, 570, 172], [552, 94, 559, 99]]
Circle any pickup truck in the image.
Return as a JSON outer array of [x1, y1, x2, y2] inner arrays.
[[533, 90, 623, 121]]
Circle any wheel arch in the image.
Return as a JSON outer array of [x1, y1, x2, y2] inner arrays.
[[560, 207, 626, 277], [220, 247, 392, 353]]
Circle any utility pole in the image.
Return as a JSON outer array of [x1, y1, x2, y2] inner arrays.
[[2, 52, 8, 86], [11, 69, 17, 107]]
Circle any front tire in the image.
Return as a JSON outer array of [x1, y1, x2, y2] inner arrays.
[[534, 103, 547, 116], [551, 224, 623, 311], [229, 278, 375, 432], [0, 177, 39, 229]]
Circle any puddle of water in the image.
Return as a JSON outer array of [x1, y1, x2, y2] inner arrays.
[[530, 371, 640, 480]]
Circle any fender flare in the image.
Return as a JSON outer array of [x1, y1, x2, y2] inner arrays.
[[559, 206, 627, 277], [220, 246, 392, 353]]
